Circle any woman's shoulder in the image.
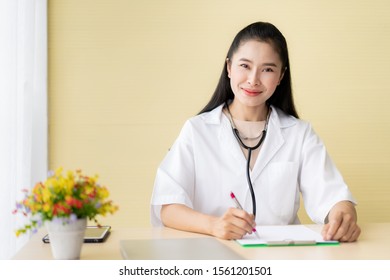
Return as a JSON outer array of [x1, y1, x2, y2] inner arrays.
[[177, 104, 224, 137], [272, 106, 309, 129], [273, 107, 324, 145], [189, 104, 225, 126]]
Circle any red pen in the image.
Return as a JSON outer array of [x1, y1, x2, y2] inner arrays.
[[230, 192, 260, 239]]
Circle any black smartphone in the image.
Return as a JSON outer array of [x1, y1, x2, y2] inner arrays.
[[42, 225, 111, 243]]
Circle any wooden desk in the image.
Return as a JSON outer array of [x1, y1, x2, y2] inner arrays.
[[12, 223, 390, 260]]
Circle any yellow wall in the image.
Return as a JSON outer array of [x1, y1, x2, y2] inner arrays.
[[48, 0, 390, 228]]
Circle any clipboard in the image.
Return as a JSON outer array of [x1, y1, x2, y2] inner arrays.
[[236, 225, 339, 247]]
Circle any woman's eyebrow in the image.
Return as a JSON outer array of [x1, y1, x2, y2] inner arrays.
[[238, 58, 278, 67], [262, 62, 278, 67]]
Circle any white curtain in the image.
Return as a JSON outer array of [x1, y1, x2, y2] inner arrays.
[[0, 0, 47, 259]]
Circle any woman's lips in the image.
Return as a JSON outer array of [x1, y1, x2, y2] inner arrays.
[[242, 88, 261, 96]]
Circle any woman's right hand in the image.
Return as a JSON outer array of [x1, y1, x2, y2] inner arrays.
[[210, 207, 256, 240]]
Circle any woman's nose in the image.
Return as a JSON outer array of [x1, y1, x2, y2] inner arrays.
[[247, 71, 261, 86]]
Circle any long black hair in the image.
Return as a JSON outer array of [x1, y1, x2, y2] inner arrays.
[[198, 22, 299, 118]]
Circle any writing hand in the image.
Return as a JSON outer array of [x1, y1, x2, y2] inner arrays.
[[210, 207, 256, 240]]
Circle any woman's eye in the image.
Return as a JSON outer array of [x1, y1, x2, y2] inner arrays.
[[239, 64, 249, 69], [263, 68, 274, 72]]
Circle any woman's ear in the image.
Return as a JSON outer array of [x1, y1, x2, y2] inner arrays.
[[226, 58, 231, 78], [278, 67, 287, 85]]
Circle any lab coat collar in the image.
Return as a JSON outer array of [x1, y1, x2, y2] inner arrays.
[[201, 103, 298, 180], [201, 103, 297, 129]]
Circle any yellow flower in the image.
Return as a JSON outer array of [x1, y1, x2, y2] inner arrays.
[[43, 203, 51, 212], [42, 187, 52, 203], [97, 187, 109, 199]]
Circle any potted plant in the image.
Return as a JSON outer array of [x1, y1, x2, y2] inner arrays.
[[13, 167, 118, 259]]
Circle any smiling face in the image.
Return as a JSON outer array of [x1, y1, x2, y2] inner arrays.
[[227, 40, 285, 117]]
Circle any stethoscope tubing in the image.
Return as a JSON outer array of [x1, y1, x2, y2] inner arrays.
[[233, 129, 267, 217], [226, 102, 270, 218]]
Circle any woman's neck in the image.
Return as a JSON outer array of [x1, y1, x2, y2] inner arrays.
[[228, 101, 269, 122]]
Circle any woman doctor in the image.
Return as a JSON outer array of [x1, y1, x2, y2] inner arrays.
[[151, 22, 361, 242]]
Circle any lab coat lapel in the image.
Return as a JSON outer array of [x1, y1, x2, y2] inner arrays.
[[203, 104, 247, 174], [219, 114, 247, 172], [250, 108, 285, 182]]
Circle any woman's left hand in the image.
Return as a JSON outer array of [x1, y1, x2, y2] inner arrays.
[[321, 201, 361, 242]]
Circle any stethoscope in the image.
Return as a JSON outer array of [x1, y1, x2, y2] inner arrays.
[[225, 101, 271, 217]]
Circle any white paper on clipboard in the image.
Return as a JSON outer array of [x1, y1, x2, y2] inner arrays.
[[236, 225, 339, 246]]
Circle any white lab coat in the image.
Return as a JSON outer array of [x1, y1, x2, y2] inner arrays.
[[151, 104, 355, 226]]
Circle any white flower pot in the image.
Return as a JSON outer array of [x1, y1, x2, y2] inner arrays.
[[45, 218, 87, 260]]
